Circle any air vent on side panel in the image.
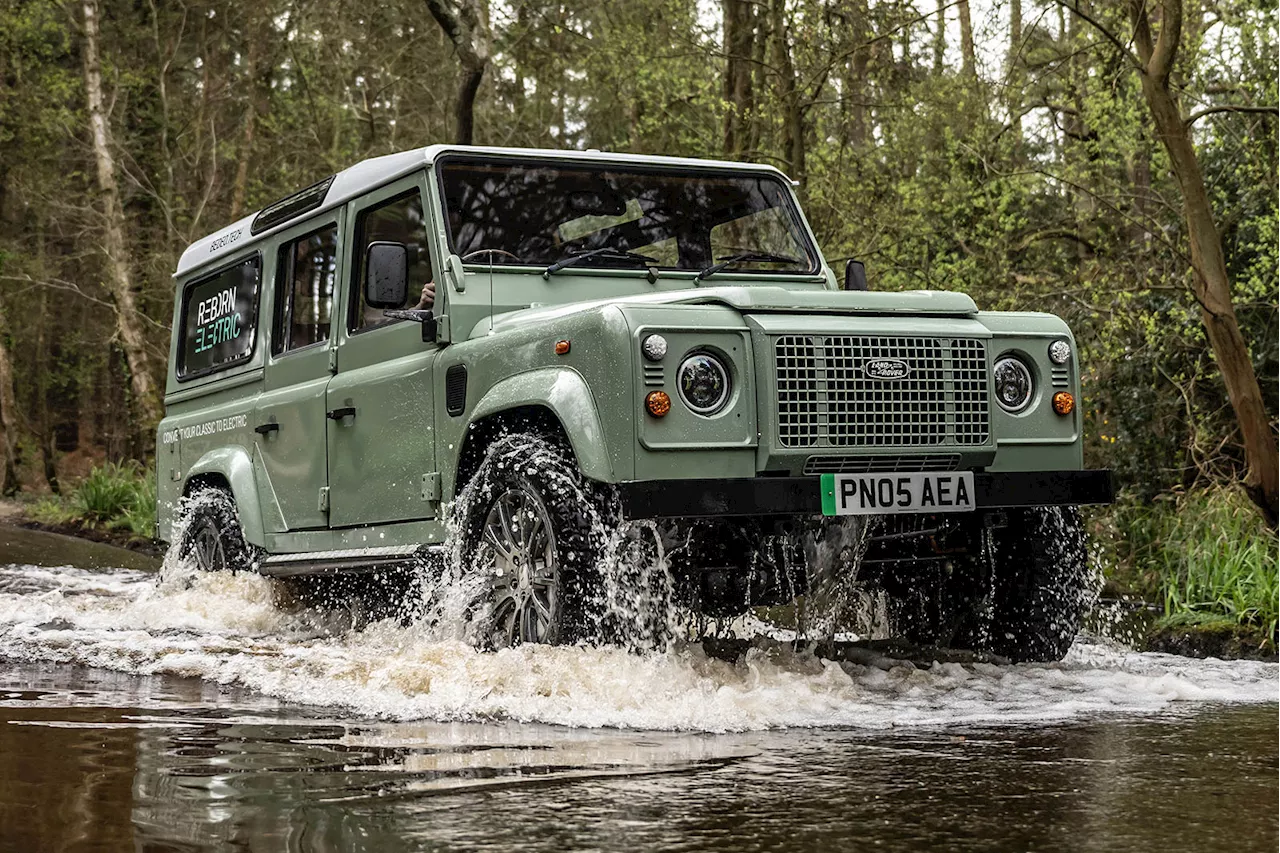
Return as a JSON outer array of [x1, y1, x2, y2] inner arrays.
[[445, 364, 468, 416]]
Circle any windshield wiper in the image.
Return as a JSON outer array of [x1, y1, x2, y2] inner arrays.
[[543, 247, 659, 278], [696, 251, 803, 281]]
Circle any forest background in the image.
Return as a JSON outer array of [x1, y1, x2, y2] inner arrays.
[[0, 0, 1276, 642]]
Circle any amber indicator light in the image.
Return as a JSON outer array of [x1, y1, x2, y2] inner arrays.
[[1052, 391, 1075, 416], [554, 339, 571, 355], [645, 390, 671, 417]]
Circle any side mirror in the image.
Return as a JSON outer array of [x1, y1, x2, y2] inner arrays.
[[365, 242, 408, 308], [844, 259, 868, 291]]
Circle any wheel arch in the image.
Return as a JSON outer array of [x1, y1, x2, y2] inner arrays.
[[453, 368, 613, 498], [182, 446, 266, 547]]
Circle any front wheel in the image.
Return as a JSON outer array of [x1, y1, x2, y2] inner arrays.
[[456, 435, 609, 648], [984, 506, 1094, 662], [878, 507, 1092, 663]]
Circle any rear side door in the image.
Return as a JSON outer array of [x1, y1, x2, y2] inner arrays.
[[254, 214, 342, 531], [326, 174, 440, 528]]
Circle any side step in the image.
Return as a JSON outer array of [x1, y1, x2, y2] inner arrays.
[[255, 544, 442, 577]]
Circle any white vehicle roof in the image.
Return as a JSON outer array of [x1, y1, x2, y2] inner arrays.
[[174, 145, 792, 279]]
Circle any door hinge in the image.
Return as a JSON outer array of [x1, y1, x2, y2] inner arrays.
[[328, 348, 338, 373], [421, 472, 441, 502], [436, 314, 451, 344], [318, 486, 330, 512]]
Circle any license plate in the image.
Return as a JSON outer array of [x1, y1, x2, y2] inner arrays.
[[819, 472, 976, 516]]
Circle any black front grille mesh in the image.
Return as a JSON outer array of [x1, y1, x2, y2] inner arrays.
[[775, 336, 990, 448]]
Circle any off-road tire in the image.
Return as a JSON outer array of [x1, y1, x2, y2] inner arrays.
[[883, 507, 1091, 663], [457, 434, 610, 647], [984, 506, 1092, 662], [177, 487, 258, 573]]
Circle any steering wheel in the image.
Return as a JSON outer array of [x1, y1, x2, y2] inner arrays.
[[462, 248, 523, 263]]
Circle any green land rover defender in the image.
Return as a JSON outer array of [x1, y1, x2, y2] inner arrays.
[[157, 146, 1113, 662]]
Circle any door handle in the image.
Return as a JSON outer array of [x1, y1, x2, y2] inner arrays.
[[327, 406, 357, 421], [254, 422, 279, 436]]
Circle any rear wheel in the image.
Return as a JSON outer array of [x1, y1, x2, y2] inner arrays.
[[177, 487, 257, 574]]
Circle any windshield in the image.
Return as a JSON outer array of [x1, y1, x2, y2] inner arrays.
[[438, 157, 819, 275]]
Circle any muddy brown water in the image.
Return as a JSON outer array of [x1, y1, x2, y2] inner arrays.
[[1, 525, 1277, 852]]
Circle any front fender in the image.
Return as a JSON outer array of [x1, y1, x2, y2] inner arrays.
[[469, 367, 613, 482], [184, 446, 266, 547]]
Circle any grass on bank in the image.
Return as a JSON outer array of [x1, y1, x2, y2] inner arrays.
[[27, 461, 157, 540], [1098, 487, 1279, 643]]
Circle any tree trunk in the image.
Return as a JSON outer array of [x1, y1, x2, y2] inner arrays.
[[0, 297, 19, 496], [1007, 0, 1023, 146], [769, 0, 806, 189], [35, 287, 58, 494], [230, 7, 273, 220], [81, 0, 164, 442], [841, 0, 870, 147], [722, 0, 756, 157], [957, 0, 976, 78], [1127, 141, 1154, 247], [933, 0, 946, 73], [1129, 0, 1278, 525], [424, 0, 491, 145]]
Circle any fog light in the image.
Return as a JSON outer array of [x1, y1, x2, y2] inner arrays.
[[1052, 391, 1075, 415], [645, 390, 671, 417]]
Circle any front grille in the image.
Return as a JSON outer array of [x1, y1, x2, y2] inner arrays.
[[802, 454, 961, 475], [775, 336, 989, 448]]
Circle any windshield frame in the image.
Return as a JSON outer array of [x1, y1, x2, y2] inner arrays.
[[433, 153, 823, 277]]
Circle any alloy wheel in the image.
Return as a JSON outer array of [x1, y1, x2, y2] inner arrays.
[[479, 485, 560, 646], [190, 520, 227, 572]]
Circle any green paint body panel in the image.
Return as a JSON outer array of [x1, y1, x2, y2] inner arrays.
[[467, 367, 614, 483], [157, 147, 1097, 558]]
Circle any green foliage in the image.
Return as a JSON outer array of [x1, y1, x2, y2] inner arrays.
[[72, 458, 155, 532], [27, 495, 77, 527], [1102, 488, 1279, 639], [34, 462, 158, 538]]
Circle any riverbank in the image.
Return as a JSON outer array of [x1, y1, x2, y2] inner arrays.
[[1145, 620, 1278, 661], [0, 499, 165, 558]]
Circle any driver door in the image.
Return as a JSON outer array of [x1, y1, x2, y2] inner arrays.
[[326, 174, 441, 528]]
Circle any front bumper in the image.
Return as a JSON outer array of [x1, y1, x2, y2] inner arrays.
[[616, 470, 1114, 520]]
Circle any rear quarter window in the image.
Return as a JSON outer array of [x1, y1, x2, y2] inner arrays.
[[178, 255, 261, 380]]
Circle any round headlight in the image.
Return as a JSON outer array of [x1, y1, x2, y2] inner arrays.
[[993, 357, 1034, 412], [678, 353, 730, 415], [642, 334, 668, 362], [1048, 340, 1072, 365]]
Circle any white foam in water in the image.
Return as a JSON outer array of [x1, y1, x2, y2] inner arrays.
[[2, 558, 1276, 732]]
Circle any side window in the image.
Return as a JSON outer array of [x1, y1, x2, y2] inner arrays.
[[350, 190, 433, 332], [274, 224, 338, 355], [178, 255, 261, 379]]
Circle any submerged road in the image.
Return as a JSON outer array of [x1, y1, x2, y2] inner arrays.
[[0, 526, 1276, 852]]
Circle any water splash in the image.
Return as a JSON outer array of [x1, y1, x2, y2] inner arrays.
[[0, 556, 1275, 732]]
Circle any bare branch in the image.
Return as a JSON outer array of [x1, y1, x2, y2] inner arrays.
[[1185, 104, 1279, 127], [1055, 0, 1141, 69]]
